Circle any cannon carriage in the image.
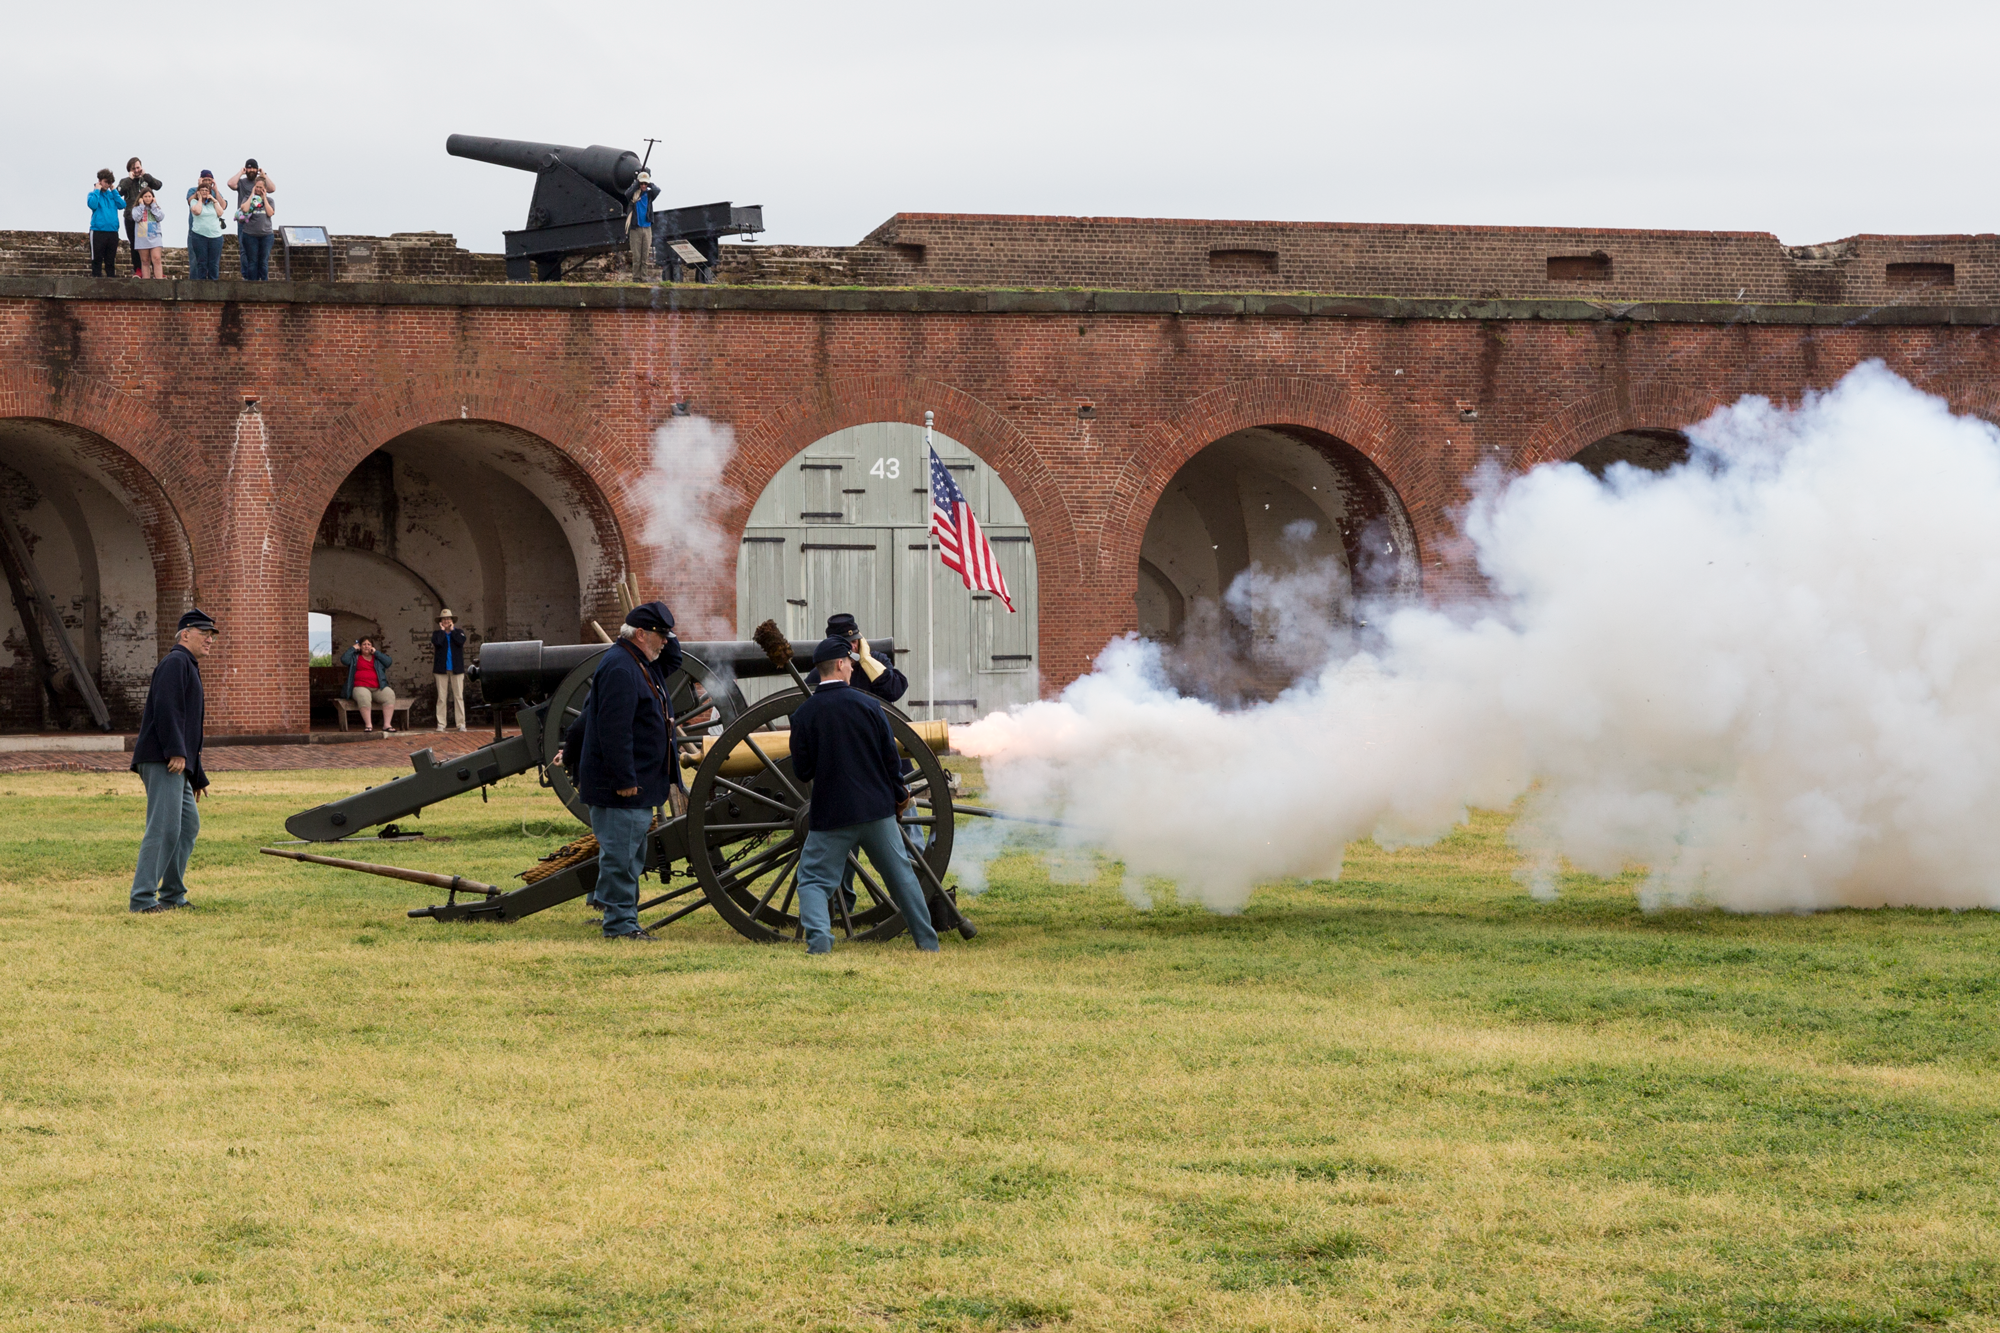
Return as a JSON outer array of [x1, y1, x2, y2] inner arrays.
[[273, 632, 975, 946]]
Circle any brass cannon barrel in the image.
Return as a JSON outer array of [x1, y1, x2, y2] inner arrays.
[[691, 718, 949, 778]]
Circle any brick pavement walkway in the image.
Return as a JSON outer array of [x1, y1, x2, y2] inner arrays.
[[0, 730, 514, 774]]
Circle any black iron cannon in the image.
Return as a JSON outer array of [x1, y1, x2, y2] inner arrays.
[[282, 634, 893, 842], [446, 133, 761, 282], [271, 629, 978, 948]]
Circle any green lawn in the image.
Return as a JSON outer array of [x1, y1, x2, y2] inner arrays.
[[1, 766, 1996, 1332]]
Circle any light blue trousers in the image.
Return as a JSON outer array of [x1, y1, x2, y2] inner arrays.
[[795, 816, 940, 954], [131, 761, 199, 909], [589, 805, 652, 937]]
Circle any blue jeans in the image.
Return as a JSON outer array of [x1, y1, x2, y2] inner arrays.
[[188, 233, 223, 280], [132, 761, 199, 909], [588, 805, 652, 937], [795, 816, 940, 955], [239, 232, 273, 280]]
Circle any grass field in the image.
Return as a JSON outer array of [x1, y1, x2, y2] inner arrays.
[[2, 765, 1998, 1333]]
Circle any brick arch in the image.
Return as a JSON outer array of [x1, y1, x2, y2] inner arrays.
[[0, 366, 198, 648], [304, 371, 633, 616], [1519, 384, 1733, 469], [1102, 375, 1431, 597], [732, 373, 1088, 685], [1914, 372, 2000, 429]]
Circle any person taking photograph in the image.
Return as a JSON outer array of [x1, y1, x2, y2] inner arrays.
[[129, 189, 166, 279], [339, 637, 398, 733], [230, 161, 277, 280], [117, 157, 162, 276], [186, 172, 228, 281], [87, 169, 124, 277]]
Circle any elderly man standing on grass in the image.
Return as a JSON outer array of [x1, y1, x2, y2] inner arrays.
[[788, 636, 940, 956], [575, 601, 680, 941], [129, 610, 217, 914]]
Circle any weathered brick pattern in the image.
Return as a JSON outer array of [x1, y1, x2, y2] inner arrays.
[[2, 283, 1998, 733], [853, 215, 2000, 305]]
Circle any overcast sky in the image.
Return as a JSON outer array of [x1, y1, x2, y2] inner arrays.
[[5, 0, 1994, 254]]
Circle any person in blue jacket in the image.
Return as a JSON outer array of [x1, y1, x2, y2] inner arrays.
[[576, 601, 680, 939], [788, 636, 940, 956], [430, 609, 469, 731], [87, 170, 124, 277], [129, 610, 218, 912]]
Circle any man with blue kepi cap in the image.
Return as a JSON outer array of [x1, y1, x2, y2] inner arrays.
[[575, 600, 680, 940], [129, 609, 217, 913], [788, 635, 941, 955]]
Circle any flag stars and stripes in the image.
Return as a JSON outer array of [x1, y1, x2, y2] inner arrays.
[[929, 447, 1014, 611]]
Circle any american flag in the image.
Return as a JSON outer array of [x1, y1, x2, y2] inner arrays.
[[929, 446, 1015, 611]]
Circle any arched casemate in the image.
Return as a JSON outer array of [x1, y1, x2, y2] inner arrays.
[[309, 420, 620, 727], [1137, 425, 1420, 636], [736, 422, 1039, 720], [0, 418, 194, 732]]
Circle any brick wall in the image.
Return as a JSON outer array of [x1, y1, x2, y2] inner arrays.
[[2, 280, 1998, 733], [12, 213, 2000, 304]]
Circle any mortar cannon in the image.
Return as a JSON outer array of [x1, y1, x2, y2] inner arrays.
[[447, 133, 762, 282], [282, 634, 895, 842]]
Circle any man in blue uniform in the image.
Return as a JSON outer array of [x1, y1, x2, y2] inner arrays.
[[129, 609, 217, 913], [575, 601, 680, 940], [788, 636, 940, 955], [808, 612, 908, 703]]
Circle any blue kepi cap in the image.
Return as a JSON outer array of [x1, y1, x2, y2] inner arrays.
[[178, 609, 217, 633]]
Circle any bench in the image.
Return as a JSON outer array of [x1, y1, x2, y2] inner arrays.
[[331, 697, 412, 733]]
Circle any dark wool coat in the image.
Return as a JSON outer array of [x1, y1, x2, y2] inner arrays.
[[130, 644, 208, 790], [789, 680, 910, 831], [430, 627, 468, 674], [576, 637, 680, 809]]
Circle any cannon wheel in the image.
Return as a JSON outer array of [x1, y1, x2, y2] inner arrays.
[[542, 648, 745, 827], [685, 687, 955, 944]]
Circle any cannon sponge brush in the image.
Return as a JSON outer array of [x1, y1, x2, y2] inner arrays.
[[752, 619, 793, 670]]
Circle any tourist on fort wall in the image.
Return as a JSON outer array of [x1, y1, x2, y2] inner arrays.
[[87, 170, 123, 277], [117, 157, 162, 276], [187, 173, 228, 281], [431, 610, 469, 732], [628, 169, 659, 278], [230, 160, 277, 281], [340, 637, 399, 734], [130, 610, 217, 913], [129, 191, 166, 279]]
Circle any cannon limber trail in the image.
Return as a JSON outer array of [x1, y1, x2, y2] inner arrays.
[[271, 627, 980, 945]]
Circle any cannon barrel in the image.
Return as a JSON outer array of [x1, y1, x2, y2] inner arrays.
[[445, 134, 642, 198], [475, 636, 898, 703]]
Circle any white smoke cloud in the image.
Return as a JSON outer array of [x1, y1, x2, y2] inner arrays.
[[958, 362, 2000, 914], [636, 415, 739, 637]]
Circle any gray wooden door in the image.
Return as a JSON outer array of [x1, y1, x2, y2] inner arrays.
[[737, 423, 1040, 719]]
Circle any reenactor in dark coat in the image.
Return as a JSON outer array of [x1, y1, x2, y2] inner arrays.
[[788, 636, 940, 955], [574, 601, 680, 939], [129, 609, 217, 912], [807, 612, 908, 703]]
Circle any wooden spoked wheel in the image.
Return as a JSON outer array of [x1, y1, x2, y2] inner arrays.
[[543, 649, 745, 827], [685, 688, 956, 944]]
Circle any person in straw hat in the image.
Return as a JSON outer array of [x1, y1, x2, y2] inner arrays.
[[431, 610, 469, 731]]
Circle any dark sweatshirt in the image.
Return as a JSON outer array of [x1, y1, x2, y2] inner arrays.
[[789, 680, 909, 831], [130, 644, 207, 791]]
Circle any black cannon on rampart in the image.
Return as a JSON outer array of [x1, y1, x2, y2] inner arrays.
[[445, 134, 762, 282]]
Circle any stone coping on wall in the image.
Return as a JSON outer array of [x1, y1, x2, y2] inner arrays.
[[6, 275, 2000, 327]]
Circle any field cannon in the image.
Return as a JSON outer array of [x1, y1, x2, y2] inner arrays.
[[272, 629, 976, 947], [284, 635, 893, 842]]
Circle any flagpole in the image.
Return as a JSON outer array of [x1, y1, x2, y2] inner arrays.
[[924, 410, 936, 724]]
